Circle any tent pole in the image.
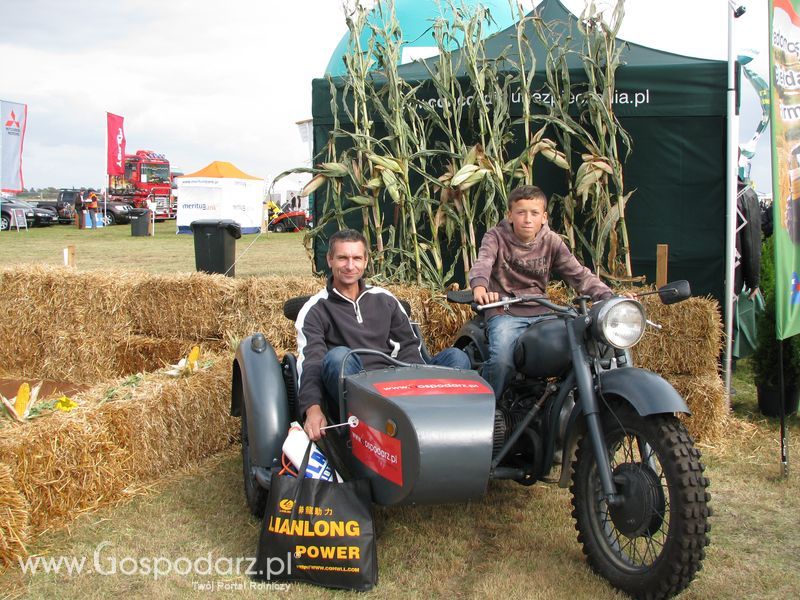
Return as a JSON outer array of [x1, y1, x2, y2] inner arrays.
[[723, 3, 739, 403]]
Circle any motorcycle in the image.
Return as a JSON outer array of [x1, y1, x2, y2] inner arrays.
[[231, 281, 710, 600]]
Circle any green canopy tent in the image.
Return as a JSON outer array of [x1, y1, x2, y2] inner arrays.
[[310, 0, 728, 300]]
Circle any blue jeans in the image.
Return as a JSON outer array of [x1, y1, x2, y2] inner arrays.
[[483, 314, 544, 400], [320, 346, 471, 421]]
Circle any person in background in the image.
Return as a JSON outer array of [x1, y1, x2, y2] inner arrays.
[[74, 190, 85, 229], [86, 189, 99, 228]]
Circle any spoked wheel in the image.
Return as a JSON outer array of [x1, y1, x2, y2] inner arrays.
[[570, 403, 710, 599], [0, 215, 9, 231], [241, 402, 267, 517]]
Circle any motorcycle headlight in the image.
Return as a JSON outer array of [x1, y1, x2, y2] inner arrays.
[[591, 298, 645, 349]]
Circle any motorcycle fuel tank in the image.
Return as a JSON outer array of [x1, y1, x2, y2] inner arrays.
[[343, 365, 495, 506], [514, 317, 572, 378]]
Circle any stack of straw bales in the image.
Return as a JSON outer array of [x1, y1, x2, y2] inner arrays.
[[633, 295, 726, 442], [0, 265, 726, 566], [0, 357, 234, 565]]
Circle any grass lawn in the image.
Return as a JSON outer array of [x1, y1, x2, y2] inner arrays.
[[0, 221, 315, 278], [0, 225, 798, 598]]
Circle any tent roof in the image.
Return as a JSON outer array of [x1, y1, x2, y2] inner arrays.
[[181, 161, 261, 180], [397, 0, 720, 80], [313, 0, 726, 121]]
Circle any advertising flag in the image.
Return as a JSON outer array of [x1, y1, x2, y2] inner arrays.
[[769, 0, 800, 339], [1, 100, 28, 192], [106, 112, 126, 176]]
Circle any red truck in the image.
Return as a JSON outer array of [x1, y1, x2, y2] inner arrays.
[[108, 149, 176, 220]]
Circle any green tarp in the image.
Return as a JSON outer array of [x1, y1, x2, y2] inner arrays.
[[311, 0, 728, 300]]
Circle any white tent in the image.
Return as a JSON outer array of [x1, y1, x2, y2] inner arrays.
[[176, 161, 265, 234]]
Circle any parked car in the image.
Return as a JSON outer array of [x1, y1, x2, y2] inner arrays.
[[0, 199, 36, 231], [98, 200, 146, 225], [33, 196, 74, 224], [12, 199, 58, 227]]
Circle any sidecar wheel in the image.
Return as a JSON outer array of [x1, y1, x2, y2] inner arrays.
[[570, 403, 711, 600], [241, 402, 268, 517]]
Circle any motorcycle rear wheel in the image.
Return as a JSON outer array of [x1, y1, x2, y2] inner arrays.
[[570, 403, 710, 599]]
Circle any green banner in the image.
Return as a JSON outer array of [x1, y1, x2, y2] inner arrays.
[[769, 0, 800, 339]]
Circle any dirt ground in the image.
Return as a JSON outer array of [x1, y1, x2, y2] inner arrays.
[[0, 378, 88, 402]]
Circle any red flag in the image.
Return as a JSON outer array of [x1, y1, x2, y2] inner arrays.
[[106, 112, 126, 175]]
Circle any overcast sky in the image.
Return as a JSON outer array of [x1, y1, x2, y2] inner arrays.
[[1, 0, 770, 194]]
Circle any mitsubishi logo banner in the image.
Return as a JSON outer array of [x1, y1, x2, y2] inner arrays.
[[106, 112, 126, 176], [1, 100, 28, 193]]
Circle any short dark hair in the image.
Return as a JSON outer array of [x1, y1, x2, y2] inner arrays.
[[327, 229, 368, 257], [508, 185, 547, 210]]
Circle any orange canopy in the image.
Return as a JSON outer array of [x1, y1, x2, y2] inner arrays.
[[181, 161, 261, 180]]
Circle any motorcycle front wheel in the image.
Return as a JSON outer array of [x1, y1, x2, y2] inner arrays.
[[570, 403, 710, 600]]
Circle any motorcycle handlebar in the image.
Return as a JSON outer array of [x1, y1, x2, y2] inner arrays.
[[446, 290, 571, 314]]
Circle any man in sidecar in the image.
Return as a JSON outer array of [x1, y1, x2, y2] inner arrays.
[[297, 229, 471, 441]]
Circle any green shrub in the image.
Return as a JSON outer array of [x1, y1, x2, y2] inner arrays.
[[752, 236, 800, 387]]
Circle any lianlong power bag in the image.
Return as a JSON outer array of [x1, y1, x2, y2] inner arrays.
[[254, 443, 377, 591]]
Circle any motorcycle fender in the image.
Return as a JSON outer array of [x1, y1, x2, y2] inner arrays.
[[555, 368, 689, 488], [598, 367, 690, 416], [231, 334, 290, 470], [454, 319, 488, 364]]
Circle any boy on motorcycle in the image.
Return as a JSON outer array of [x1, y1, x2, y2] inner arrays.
[[469, 185, 629, 399]]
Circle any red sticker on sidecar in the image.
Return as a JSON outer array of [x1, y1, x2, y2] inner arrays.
[[349, 415, 403, 486], [373, 379, 492, 396]]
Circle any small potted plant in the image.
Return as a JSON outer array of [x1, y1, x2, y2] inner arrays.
[[752, 236, 800, 416]]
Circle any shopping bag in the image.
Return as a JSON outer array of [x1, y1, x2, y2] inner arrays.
[[254, 443, 377, 591], [733, 288, 765, 360]]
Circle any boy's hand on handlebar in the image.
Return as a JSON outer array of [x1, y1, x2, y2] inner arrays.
[[303, 405, 327, 441], [473, 286, 499, 305]]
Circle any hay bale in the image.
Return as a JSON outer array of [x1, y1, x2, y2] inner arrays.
[[633, 296, 722, 377], [0, 463, 30, 567], [0, 265, 136, 381], [94, 356, 237, 481], [666, 372, 728, 443], [114, 335, 201, 375], [122, 272, 237, 341], [0, 409, 131, 533], [225, 276, 324, 351]]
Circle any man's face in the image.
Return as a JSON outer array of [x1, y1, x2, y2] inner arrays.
[[508, 197, 547, 243], [327, 240, 367, 288]]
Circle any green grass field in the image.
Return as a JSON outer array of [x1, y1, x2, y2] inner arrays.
[[0, 221, 315, 278], [0, 224, 798, 599]]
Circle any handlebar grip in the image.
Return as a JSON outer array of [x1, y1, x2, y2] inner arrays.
[[446, 289, 475, 304]]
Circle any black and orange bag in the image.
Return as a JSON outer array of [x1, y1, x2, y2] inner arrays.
[[254, 443, 377, 591]]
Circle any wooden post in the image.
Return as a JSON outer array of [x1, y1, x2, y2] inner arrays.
[[656, 244, 669, 288], [63, 245, 75, 267]]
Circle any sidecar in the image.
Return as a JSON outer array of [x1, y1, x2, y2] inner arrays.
[[230, 300, 496, 515]]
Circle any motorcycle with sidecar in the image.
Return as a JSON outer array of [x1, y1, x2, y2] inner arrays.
[[231, 281, 710, 600]]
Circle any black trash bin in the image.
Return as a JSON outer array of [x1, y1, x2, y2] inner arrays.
[[130, 210, 151, 236], [190, 219, 242, 277]]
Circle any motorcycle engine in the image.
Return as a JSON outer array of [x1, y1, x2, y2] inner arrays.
[[492, 381, 547, 483]]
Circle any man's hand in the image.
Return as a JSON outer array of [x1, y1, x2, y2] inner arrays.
[[473, 285, 499, 305], [303, 404, 327, 441]]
